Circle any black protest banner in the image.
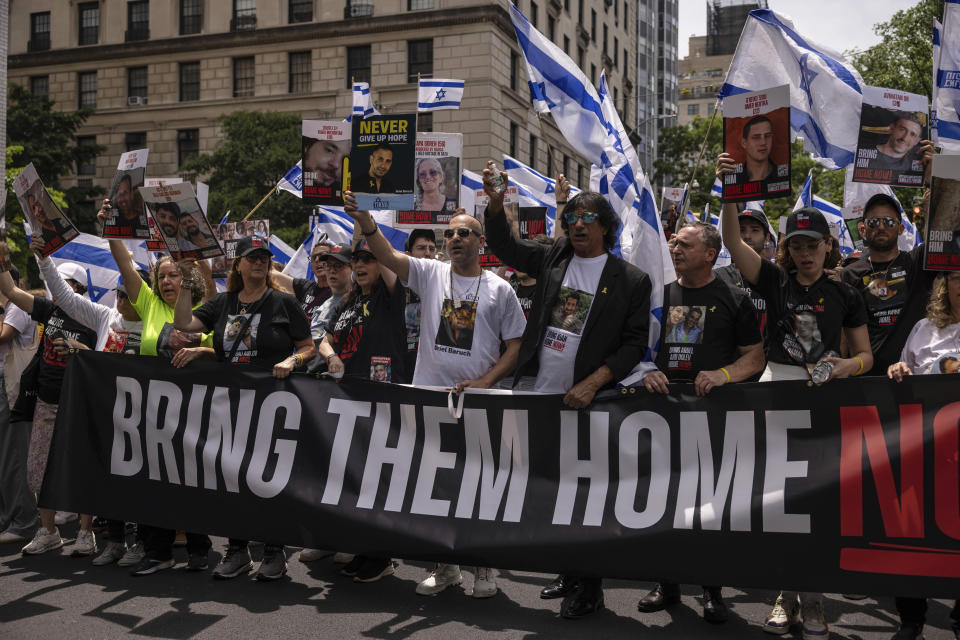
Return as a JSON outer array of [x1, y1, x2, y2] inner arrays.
[[42, 353, 960, 597]]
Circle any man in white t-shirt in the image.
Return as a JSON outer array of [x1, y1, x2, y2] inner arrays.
[[343, 192, 526, 600], [483, 164, 653, 620]]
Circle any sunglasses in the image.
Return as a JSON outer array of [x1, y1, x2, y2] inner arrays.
[[244, 253, 271, 264], [787, 239, 824, 253], [864, 216, 898, 229], [418, 169, 441, 179], [325, 260, 349, 271], [563, 211, 598, 225], [351, 254, 376, 265], [443, 228, 481, 239]]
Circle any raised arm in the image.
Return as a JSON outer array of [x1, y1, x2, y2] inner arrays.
[[98, 199, 144, 303], [37, 255, 104, 332], [173, 284, 208, 333], [482, 161, 549, 276], [716, 154, 762, 285], [0, 269, 34, 315], [342, 192, 411, 283], [272, 270, 295, 295]]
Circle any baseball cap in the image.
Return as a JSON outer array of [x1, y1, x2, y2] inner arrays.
[[405, 228, 436, 252], [325, 243, 352, 264], [785, 207, 829, 241], [234, 235, 270, 258], [57, 262, 87, 285], [738, 203, 772, 238], [863, 193, 903, 217], [353, 238, 375, 257]]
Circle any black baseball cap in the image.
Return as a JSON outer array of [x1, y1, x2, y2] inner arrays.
[[325, 243, 352, 264], [785, 207, 829, 241], [405, 228, 436, 252], [235, 235, 270, 258], [739, 203, 772, 238], [353, 238, 375, 257], [863, 193, 903, 217]]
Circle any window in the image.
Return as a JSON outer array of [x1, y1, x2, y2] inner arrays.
[[346, 45, 370, 88], [614, 37, 618, 65], [639, 52, 647, 70], [180, 0, 202, 34], [76, 136, 97, 176], [590, 64, 596, 86], [530, 2, 538, 28], [708, 102, 716, 115], [408, 0, 434, 8], [78, 3, 99, 46], [179, 61, 200, 101], [29, 12, 51, 51], [417, 113, 432, 132], [562, 155, 568, 178], [563, 35, 570, 54], [578, 0, 583, 24], [126, 1, 149, 41], [623, 1, 628, 22], [546, 148, 552, 179], [233, 57, 255, 98], [289, 51, 311, 94], [590, 9, 596, 40], [603, 24, 608, 55], [289, 0, 312, 22], [177, 129, 199, 168], [577, 164, 583, 189], [509, 122, 518, 158], [407, 39, 433, 83], [232, 0, 256, 31], [128, 66, 148, 99], [30, 76, 49, 97], [77, 71, 97, 109], [125, 132, 147, 152], [564, 0, 569, 10], [624, 48, 629, 72], [577, 47, 584, 71], [687, 103, 700, 116], [548, 15, 555, 42], [529, 134, 537, 170], [510, 51, 519, 92]]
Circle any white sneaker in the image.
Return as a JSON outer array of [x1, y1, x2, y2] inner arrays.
[[54, 512, 77, 526], [416, 563, 462, 596], [472, 567, 497, 598], [21, 527, 63, 555], [332, 552, 354, 564], [92, 541, 127, 566], [0, 530, 28, 544], [800, 597, 829, 640], [117, 541, 145, 567], [67, 529, 97, 557], [299, 548, 334, 562], [764, 594, 800, 635]]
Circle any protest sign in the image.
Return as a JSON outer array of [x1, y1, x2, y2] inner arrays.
[[852, 87, 928, 188], [349, 114, 416, 210], [143, 178, 181, 251], [721, 85, 791, 202], [212, 219, 270, 278], [302, 121, 350, 206], [138, 182, 223, 260], [12, 163, 79, 257], [102, 149, 151, 239], [923, 154, 960, 270], [395, 133, 462, 228], [473, 185, 520, 268], [660, 187, 684, 231]]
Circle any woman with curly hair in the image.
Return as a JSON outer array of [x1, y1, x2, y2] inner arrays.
[[888, 272, 960, 378], [413, 158, 456, 213]]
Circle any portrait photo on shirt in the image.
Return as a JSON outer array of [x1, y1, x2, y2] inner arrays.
[[549, 287, 593, 336], [155, 323, 202, 360], [781, 310, 826, 365], [437, 299, 477, 351], [223, 313, 260, 361], [664, 305, 706, 344], [852, 86, 928, 188], [370, 355, 392, 381], [721, 84, 791, 202], [935, 354, 960, 374]]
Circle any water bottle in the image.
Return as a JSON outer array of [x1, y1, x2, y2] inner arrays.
[[489, 162, 505, 195], [810, 350, 840, 385]]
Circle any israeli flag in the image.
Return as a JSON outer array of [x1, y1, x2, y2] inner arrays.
[[50, 233, 152, 307], [842, 165, 918, 251], [418, 78, 465, 112], [720, 9, 864, 170], [352, 82, 379, 120], [269, 235, 296, 268], [277, 161, 303, 198], [936, 3, 960, 153], [460, 169, 483, 218], [711, 177, 723, 198], [793, 172, 853, 256]]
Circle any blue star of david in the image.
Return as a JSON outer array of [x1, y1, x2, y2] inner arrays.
[[798, 53, 818, 108], [434, 88, 447, 101]]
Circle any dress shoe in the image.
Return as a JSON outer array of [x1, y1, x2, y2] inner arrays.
[[560, 580, 604, 619], [637, 582, 681, 613], [540, 574, 573, 599], [703, 587, 729, 624]]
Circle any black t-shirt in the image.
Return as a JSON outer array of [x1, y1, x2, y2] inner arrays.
[[714, 263, 769, 345], [325, 282, 409, 383], [752, 259, 868, 366], [404, 288, 422, 377], [841, 245, 934, 375], [194, 289, 310, 368], [512, 282, 537, 321], [655, 278, 762, 381], [293, 278, 330, 323], [30, 297, 98, 404]]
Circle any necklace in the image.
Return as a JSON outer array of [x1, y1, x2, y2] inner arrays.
[[449, 268, 482, 309]]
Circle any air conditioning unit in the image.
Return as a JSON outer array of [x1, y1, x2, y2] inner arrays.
[[127, 96, 147, 106]]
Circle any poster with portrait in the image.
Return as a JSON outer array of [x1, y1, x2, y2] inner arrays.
[[348, 113, 416, 211], [923, 155, 960, 271], [144, 178, 181, 251], [395, 133, 462, 228], [138, 182, 223, 260], [212, 219, 270, 278], [472, 185, 520, 268], [852, 86, 928, 187], [12, 163, 79, 258], [721, 84, 791, 202], [660, 186, 684, 233], [102, 149, 150, 239], [302, 120, 350, 206]]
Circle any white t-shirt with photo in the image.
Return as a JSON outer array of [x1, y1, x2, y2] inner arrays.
[[901, 318, 960, 375], [405, 258, 526, 387], [534, 254, 608, 393]]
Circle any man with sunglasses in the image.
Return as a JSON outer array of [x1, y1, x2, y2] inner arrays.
[[274, 240, 332, 323], [482, 163, 652, 620], [341, 192, 525, 599], [306, 244, 353, 369]]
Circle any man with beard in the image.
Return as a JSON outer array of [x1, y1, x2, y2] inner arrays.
[[871, 114, 924, 174], [362, 144, 395, 194], [177, 211, 210, 251], [154, 202, 180, 240]]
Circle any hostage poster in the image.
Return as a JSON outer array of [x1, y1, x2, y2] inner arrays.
[[852, 86, 928, 188], [349, 114, 416, 211], [721, 85, 791, 202], [395, 133, 462, 228], [302, 121, 350, 206], [212, 219, 270, 278], [102, 149, 151, 240], [138, 182, 223, 260], [12, 163, 79, 257], [923, 154, 960, 270]]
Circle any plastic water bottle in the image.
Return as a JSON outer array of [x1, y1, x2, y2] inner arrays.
[[810, 350, 840, 385], [489, 162, 505, 195]]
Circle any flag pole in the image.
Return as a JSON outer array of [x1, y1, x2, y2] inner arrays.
[[243, 183, 279, 221]]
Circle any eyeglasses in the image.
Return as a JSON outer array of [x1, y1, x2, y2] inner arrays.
[[311, 253, 329, 262], [443, 228, 481, 239], [351, 254, 376, 265], [244, 253, 271, 264], [325, 260, 349, 271], [787, 239, 824, 253], [418, 169, 441, 179], [864, 216, 899, 229], [563, 211, 599, 225]]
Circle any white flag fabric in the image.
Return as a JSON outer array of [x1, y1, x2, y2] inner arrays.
[[503, 155, 581, 237], [460, 170, 483, 219], [842, 166, 919, 251], [793, 173, 853, 256], [417, 78, 465, 112], [720, 9, 864, 170], [935, 2, 960, 153], [269, 235, 296, 268], [352, 82, 379, 120], [50, 233, 152, 308], [277, 161, 303, 198]]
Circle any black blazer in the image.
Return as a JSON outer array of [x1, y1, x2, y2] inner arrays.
[[485, 209, 652, 389]]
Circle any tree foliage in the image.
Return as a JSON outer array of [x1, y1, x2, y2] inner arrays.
[[180, 110, 312, 233]]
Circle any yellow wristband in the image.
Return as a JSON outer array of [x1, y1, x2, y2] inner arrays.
[[720, 367, 731, 384], [853, 356, 864, 376]]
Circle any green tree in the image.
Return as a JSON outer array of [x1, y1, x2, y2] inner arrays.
[[180, 110, 311, 236], [653, 115, 722, 212]]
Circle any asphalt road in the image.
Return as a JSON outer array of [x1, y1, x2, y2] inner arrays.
[[1, 524, 957, 640]]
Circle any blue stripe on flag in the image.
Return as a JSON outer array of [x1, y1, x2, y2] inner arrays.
[[790, 106, 855, 167], [419, 80, 464, 88], [417, 101, 463, 108], [937, 119, 960, 140]]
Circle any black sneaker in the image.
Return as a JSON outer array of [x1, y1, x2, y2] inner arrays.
[[340, 554, 366, 577], [129, 557, 174, 576], [186, 552, 209, 571], [353, 557, 395, 583]]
